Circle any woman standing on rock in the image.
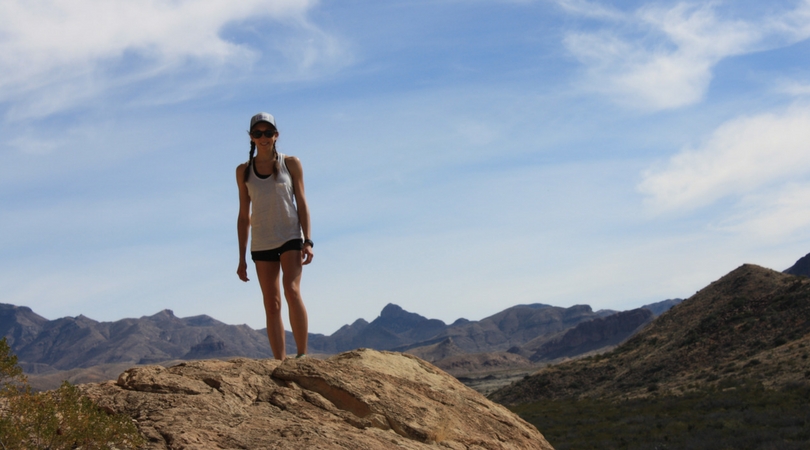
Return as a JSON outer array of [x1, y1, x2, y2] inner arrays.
[[236, 112, 313, 359]]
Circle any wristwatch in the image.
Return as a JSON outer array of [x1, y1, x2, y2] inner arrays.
[[304, 239, 314, 248]]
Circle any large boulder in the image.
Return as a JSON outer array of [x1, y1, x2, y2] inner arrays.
[[81, 349, 553, 449]]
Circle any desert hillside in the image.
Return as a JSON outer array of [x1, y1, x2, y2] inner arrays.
[[491, 264, 810, 404]]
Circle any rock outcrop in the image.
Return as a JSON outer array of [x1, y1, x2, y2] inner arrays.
[[82, 349, 553, 449]]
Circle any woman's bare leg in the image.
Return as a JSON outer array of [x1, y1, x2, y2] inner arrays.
[[255, 260, 286, 359], [280, 250, 308, 356]]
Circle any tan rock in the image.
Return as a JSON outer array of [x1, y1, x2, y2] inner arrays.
[[81, 349, 552, 449]]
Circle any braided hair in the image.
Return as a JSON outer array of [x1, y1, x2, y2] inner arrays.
[[244, 124, 280, 182]]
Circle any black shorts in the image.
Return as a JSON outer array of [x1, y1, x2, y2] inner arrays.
[[251, 239, 303, 262]]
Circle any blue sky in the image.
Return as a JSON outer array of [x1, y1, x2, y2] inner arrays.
[[3, 0, 810, 335]]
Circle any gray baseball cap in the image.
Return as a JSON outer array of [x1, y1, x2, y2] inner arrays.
[[250, 112, 276, 129]]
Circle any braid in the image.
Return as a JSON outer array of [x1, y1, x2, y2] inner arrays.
[[272, 145, 280, 178], [244, 141, 256, 183]]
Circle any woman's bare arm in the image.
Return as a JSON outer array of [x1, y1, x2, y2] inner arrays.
[[236, 163, 251, 280], [286, 156, 314, 265]]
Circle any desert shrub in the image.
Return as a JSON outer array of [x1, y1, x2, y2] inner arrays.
[[0, 338, 144, 449], [0, 339, 25, 393]]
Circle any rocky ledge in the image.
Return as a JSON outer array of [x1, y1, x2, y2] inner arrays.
[[81, 348, 552, 449]]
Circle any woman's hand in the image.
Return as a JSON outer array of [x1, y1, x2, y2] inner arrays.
[[302, 246, 314, 265], [237, 260, 249, 282]]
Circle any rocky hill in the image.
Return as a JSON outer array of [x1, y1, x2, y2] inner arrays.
[[490, 264, 810, 404], [0, 304, 49, 349], [522, 307, 654, 361], [784, 251, 810, 276], [81, 349, 553, 449]]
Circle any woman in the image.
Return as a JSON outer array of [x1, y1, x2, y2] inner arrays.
[[236, 112, 314, 359]]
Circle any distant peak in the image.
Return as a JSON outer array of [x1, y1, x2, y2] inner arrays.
[[516, 303, 552, 310], [148, 309, 177, 320], [74, 314, 98, 324], [0, 304, 33, 313], [380, 303, 405, 317]]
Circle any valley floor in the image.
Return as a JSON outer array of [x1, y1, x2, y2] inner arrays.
[[454, 367, 540, 396], [510, 379, 810, 450]]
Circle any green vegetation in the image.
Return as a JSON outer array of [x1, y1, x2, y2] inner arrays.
[[0, 338, 145, 449], [512, 379, 810, 450]]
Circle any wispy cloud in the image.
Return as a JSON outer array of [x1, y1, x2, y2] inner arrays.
[[777, 80, 810, 96], [713, 182, 810, 241], [639, 105, 810, 220], [553, 0, 625, 21], [560, 1, 810, 110], [0, 0, 347, 119]]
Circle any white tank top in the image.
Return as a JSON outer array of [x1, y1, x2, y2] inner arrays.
[[245, 153, 303, 251]]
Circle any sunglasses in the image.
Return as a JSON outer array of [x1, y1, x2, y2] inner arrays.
[[250, 129, 277, 139]]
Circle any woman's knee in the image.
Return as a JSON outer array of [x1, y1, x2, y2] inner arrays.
[[283, 284, 302, 303], [263, 296, 283, 315], [282, 274, 301, 293]]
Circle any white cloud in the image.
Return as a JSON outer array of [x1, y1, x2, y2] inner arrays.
[[777, 80, 810, 96], [639, 106, 810, 214], [552, 0, 625, 21], [0, 0, 346, 118], [561, 1, 810, 110], [772, 0, 810, 40]]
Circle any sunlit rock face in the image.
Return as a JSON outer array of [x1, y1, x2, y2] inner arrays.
[[81, 349, 554, 450]]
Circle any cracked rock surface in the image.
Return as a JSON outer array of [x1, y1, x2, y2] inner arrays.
[[81, 349, 553, 449]]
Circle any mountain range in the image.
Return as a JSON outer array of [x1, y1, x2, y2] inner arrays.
[[1, 297, 679, 389], [7, 249, 810, 393], [490, 262, 810, 405]]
